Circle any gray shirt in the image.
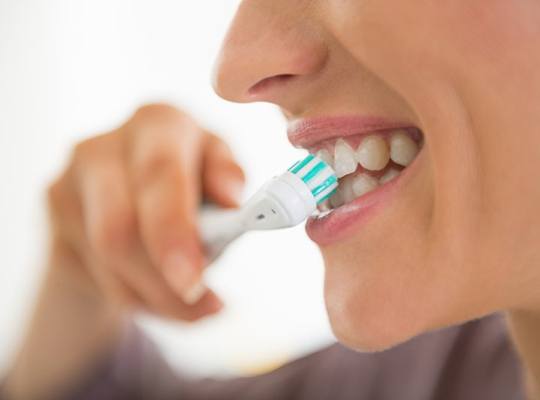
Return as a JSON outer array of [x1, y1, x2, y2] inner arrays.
[[40, 313, 524, 400]]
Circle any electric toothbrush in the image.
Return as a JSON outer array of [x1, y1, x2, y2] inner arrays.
[[199, 154, 338, 260]]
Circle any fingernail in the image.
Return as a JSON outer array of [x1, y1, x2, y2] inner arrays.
[[183, 282, 207, 305], [163, 251, 200, 298]]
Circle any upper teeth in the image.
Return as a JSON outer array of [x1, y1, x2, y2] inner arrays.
[[316, 148, 334, 167], [316, 130, 419, 177], [333, 139, 357, 178], [389, 131, 419, 167], [313, 130, 421, 211], [355, 135, 390, 171]]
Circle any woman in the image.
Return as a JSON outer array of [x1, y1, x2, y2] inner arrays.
[[3, 1, 540, 399]]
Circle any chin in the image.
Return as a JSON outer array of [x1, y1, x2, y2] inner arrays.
[[322, 253, 431, 352], [325, 292, 424, 352]]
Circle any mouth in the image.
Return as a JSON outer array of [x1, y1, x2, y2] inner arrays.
[[287, 116, 424, 245]]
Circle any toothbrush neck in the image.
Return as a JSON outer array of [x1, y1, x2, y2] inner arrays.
[[240, 194, 293, 232]]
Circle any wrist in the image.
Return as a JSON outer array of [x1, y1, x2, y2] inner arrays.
[[4, 241, 127, 400], [48, 239, 108, 308]]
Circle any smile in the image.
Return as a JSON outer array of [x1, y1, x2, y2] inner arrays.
[[287, 116, 424, 244]]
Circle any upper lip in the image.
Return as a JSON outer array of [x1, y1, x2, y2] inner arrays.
[[287, 115, 414, 149]]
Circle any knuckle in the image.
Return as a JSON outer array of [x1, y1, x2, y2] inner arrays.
[[69, 134, 122, 182], [72, 138, 97, 161], [46, 185, 62, 222], [71, 136, 108, 169], [131, 103, 190, 128], [46, 179, 64, 207], [46, 177, 72, 221]]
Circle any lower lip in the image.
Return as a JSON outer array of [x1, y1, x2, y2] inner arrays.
[[305, 151, 423, 246]]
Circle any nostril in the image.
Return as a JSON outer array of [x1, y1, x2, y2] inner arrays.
[[248, 74, 296, 97]]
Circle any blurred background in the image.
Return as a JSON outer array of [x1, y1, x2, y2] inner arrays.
[[0, 0, 334, 377]]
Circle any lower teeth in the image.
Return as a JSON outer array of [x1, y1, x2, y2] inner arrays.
[[316, 165, 403, 213], [313, 209, 334, 219]]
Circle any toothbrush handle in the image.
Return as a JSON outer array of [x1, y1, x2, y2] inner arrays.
[[198, 206, 245, 262]]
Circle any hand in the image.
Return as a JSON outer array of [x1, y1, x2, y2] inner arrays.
[[47, 104, 245, 322]]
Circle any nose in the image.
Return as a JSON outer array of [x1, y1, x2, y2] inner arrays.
[[212, 1, 328, 109]]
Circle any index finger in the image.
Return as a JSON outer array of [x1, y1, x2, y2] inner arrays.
[[127, 105, 206, 303]]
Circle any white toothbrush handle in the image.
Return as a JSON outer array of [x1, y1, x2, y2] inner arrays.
[[198, 206, 246, 261]]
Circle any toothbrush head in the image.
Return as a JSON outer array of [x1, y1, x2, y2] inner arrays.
[[287, 154, 338, 205], [242, 154, 338, 230]]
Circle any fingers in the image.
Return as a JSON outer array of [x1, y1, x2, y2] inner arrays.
[[201, 133, 246, 208], [127, 106, 208, 303], [55, 104, 242, 322], [47, 173, 86, 251], [70, 136, 142, 308], [74, 132, 221, 320]]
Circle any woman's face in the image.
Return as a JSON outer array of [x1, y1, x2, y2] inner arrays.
[[213, 0, 540, 350]]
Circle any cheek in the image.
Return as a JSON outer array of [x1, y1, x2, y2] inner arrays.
[[319, 0, 540, 348], [319, 162, 518, 352], [318, 151, 512, 351]]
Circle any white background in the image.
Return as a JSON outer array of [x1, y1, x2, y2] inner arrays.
[[0, 0, 334, 377]]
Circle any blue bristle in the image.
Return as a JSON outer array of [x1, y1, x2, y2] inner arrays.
[[288, 154, 314, 173], [312, 175, 338, 197], [288, 154, 338, 204]]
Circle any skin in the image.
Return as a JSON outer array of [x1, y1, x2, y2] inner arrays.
[[5, 0, 540, 399]]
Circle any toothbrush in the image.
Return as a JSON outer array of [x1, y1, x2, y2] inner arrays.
[[199, 154, 338, 261]]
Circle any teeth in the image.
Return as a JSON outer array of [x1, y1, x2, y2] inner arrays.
[[355, 135, 390, 171], [318, 199, 331, 212], [315, 209, 333, 219], [329, 189, 344, 208], [340, 176, 356, 203], [352, 173, 379, 197], [334, 139, 357, 178], [379, 168, 400, 184], [389, 131, 419, 166], [310, 130, 421, 212], [316, 149, 334, 168]]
